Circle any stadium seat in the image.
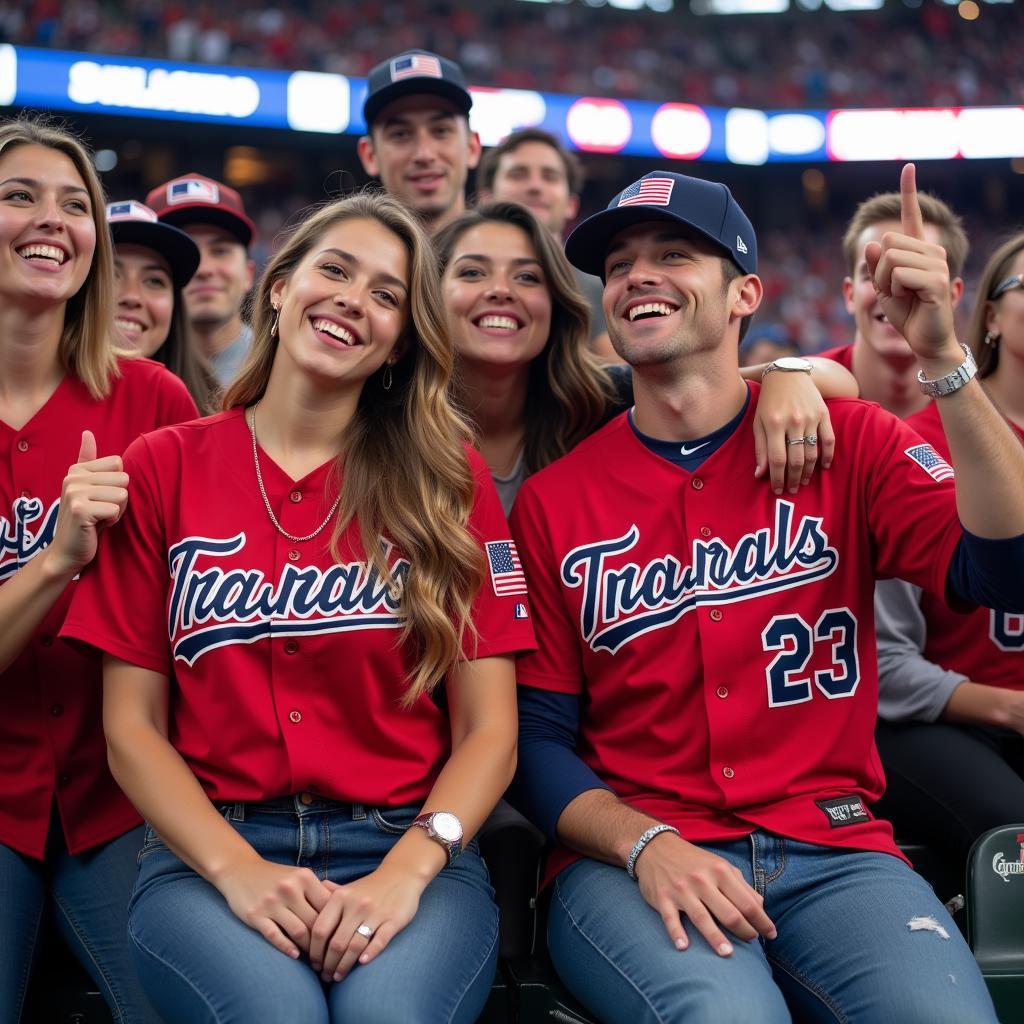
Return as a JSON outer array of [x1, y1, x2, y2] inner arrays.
[[967, 824, 1024, 1023]]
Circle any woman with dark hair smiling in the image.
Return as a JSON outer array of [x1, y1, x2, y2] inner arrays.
[[107, 199, 218, 413], [435, 200, 858, 514]]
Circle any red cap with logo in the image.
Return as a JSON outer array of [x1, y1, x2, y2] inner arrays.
[[145, 173, 255, 248]]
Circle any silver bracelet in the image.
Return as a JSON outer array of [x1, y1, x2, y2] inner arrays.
[[917, 342, 977, 398], [626, 824, 679, 880]]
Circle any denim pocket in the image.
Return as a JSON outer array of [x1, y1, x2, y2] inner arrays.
[[370, 806, 419, 835], [137, 824, 168, 863]]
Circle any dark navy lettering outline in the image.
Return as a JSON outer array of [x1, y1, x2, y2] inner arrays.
[[167, 533, 409, 665], [0, 496, 60, 580], [991, 610, 1024, 653], [559, 502, 838, 655]]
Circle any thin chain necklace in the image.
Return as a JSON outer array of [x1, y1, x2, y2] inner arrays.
[[248, 401, 343, 543]]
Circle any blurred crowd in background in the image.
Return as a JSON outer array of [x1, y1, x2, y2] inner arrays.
[[7, 0, 1022, 109], [1, 0, 1021, 354]]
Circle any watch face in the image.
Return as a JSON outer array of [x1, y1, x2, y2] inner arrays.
[[774, 357, 812, 371], [431, 812, 462, 842]]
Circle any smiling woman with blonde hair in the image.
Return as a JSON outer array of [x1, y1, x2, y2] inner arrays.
[[63, 191, 535, 1024], [0, 116, 196, 1023]]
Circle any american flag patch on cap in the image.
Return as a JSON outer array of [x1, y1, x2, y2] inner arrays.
[[486, 540, 528, 597], [107, 200, 156, 223], [391, 54, 443, 82], [617, 177, 674, 208], [905, 444, 954, 482], [168, 178, 220, 205]]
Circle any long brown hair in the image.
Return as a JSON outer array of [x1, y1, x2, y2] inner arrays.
[[225, 193, 482, 703], [967, 232, 1024, 380], [0, 116, 119, 398], [435, 200, 615, 475]]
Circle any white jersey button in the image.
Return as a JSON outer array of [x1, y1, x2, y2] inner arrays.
[[722, 766, 735, 779], [289, 710, 302, 724]]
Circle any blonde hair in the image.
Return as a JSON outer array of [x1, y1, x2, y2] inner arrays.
[[224, 193, 482, 703], [435, 201, 615, 474], [0, 117, 119, 398], [966, 232, 1024, 379]]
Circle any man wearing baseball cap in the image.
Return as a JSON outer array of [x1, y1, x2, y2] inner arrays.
[[146, 173, 257, 386], [358, 49, 481, 234], [508, 168, 1023, 1021]]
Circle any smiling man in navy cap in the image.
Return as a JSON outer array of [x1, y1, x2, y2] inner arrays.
[[357, 49, 481, 234], [507, 167, 1023, 1023]]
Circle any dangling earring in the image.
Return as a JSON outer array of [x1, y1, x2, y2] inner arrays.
[[983, 330, 998, 347], [270, 305, 280, 338], [382, 363, 394, 391]]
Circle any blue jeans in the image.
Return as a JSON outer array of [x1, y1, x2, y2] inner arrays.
[[549, 833, 997, 1024], [127, 796, 499, 1024], [0, 824, 159, 1023]]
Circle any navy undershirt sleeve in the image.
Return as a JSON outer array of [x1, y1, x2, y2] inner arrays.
[[946, 529, 1024, 612], [507, 686, 612, 842]]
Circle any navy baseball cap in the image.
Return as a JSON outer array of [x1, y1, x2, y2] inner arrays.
[[565, 171, 757, 278], [363, 50, 472, 128], [106, 201, 200, 290]]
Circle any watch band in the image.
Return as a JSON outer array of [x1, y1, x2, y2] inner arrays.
[[761, 357, 813, 381], [917, 343, 977, 398], [411, 811, 463, 865]]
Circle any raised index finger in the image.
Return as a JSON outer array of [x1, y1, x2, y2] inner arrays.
[[900, 163, 924, 240]]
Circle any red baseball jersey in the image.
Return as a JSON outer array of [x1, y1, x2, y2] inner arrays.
[[1, 358, 197, 858], [816, 343, 854, 370], [63, 409, 536, 808], [510, 384, 963, 883], [907, 401, 1024, 689]]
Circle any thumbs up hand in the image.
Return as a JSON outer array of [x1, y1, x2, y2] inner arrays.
[[44, 430, 130, 579], [863, 164, 962, 372]]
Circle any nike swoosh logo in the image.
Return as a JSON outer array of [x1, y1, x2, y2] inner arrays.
[[680, 441, 711, 456]]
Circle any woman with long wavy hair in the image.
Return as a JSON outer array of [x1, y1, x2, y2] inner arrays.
[[874, 231, 1024, 865], [435, 200, 858, 515], [0, 118, 196, 1022], [62, 192, 534, 1024]]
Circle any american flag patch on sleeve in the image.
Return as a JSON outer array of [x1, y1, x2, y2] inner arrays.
[[905, 444, 954, 482], [486, 540, 528, 597]]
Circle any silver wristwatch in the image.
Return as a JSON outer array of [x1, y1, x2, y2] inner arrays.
[[917, 343, 977, 398], [761, 356, 813, 380], [411, 811, 463, 865]]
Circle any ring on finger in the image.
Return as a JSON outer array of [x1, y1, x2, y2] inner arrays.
[[786, 438, 805, 447], [355, 923, 375, 940], [804, 435, 818, 445]]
